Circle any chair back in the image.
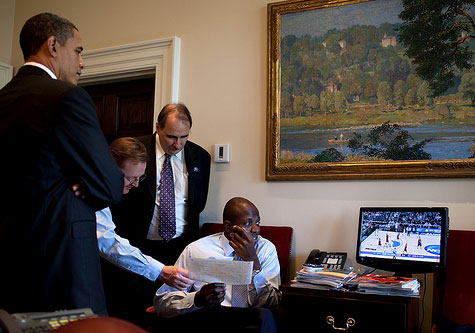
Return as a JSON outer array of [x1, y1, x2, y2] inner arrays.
[[433, 229, 475, 327], [200, 223, 293, 284]]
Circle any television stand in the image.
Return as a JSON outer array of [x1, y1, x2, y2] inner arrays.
[[279, 283, 419, 333]]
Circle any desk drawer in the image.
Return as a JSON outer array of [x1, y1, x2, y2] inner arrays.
[[281, 293, 408, 333]]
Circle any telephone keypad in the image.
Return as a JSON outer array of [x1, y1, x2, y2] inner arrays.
[[322, 254, 346, 269]]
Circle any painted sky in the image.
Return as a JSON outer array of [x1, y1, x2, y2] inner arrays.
[[281, 0, 404, 37]]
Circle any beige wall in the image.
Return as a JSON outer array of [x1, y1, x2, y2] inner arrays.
[[7, 0, 475, 275], [0, 0, 15, 64]]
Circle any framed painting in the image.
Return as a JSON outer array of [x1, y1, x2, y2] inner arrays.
[[266, 0, 475, 180]]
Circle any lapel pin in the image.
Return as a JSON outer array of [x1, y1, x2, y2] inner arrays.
[[193, 167, 199, 172]]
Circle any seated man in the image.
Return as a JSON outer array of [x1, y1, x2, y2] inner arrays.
[[153, 197, 281, 332]]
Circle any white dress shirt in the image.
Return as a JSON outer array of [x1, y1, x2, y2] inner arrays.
[[96, 207, 164, 281], [147, 136, 188, 240], [24, 62, 57, 79], [154, 232, 281, 318]]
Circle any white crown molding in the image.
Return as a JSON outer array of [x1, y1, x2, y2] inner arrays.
[[0, 62, 13, 89], [80, 37, 181, 128]]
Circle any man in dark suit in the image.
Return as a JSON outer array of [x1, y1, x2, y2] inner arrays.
[[0, 13, 123, 315], [105, 103, 211, 325]]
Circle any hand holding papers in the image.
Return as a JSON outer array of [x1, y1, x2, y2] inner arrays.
[[188, 258, 253, 285]]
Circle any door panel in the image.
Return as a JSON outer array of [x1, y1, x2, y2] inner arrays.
[[82, 78, 155, 142]]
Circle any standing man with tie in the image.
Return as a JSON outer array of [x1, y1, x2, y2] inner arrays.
[[104, 103, 211, 326]]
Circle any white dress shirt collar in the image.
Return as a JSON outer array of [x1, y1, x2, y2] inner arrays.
[[23, 62, 57, 79], [219, 233, 235, 257], [155, 133, 184, 162]]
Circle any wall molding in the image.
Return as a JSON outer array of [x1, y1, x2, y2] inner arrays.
[[0, 61, 13, 89], [80, 36, 181, 127]]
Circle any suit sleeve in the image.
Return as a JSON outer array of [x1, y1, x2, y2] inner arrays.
[[197, 150, 211, 213], [186, 144, 211, 240], [55, 86, 123, 210]]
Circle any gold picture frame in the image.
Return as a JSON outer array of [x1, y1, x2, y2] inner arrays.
[[266, 0, 475, 181]]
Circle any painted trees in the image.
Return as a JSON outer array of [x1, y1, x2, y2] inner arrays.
[[399, 0, 475, 96]]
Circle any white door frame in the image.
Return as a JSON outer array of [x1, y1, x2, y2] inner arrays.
[[0, 61, 13, 89], [79, 37, 181, 130]]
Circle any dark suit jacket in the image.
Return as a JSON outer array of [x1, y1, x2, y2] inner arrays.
[[110, 133, 211, 254], [0, 66, 123, 314]]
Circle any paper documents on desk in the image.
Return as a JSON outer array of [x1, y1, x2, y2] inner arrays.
[[188, 258, 253, 285]]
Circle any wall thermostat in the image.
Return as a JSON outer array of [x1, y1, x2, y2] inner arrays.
[[214, 144, 230, 163]]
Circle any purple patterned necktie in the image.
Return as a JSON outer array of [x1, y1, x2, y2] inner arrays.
[[158, 154, 176, 241]]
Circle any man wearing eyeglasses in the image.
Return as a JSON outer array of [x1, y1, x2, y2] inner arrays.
[[90, 137, 195, 325], [95, 137, 195, 282]]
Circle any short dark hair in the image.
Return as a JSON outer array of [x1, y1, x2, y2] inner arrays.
[[156, 103, 192, 130], [109, 137, 149, 169], [20, 13, 78, 61], [223, 197, 258, 223]]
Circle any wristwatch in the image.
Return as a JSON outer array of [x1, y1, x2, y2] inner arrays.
[[252, 268, 262, 277]]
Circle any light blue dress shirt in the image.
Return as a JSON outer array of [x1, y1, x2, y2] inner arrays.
[[96, 207, 164, 281]]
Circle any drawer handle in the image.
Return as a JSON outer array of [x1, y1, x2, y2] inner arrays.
[[326, 316, 356, 331]]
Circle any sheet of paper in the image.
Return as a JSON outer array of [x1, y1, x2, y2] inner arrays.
[[188, 258, 253, 285]]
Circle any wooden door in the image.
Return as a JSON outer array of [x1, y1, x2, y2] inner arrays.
[[82, 77, 155, 142]]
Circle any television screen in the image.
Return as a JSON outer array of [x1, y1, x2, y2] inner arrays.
[[356, 207, 449, 275]]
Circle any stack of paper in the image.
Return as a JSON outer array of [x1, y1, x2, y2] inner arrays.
[[294, 267, 357, 289], [354, 274, 420, 296]]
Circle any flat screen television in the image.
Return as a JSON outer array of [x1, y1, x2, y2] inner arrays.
[[356, 207, 449, 276]]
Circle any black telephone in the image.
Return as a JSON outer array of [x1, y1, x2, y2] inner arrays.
[[0, 308, 95, 333], [304, 249, 347, 270]]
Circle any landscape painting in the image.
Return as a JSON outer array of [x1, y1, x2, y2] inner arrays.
[[266, 0, 475, 180]]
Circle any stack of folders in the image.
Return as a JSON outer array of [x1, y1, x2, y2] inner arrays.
[[293, 266, 358, 290], [293, 268, 419, 296], [353, 274, 420, 296]]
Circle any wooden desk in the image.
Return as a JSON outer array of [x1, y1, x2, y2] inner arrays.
[[280, 283, 419, 333]]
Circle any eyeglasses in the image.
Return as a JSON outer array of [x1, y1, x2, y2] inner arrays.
[[125, 174, 147, 185]]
